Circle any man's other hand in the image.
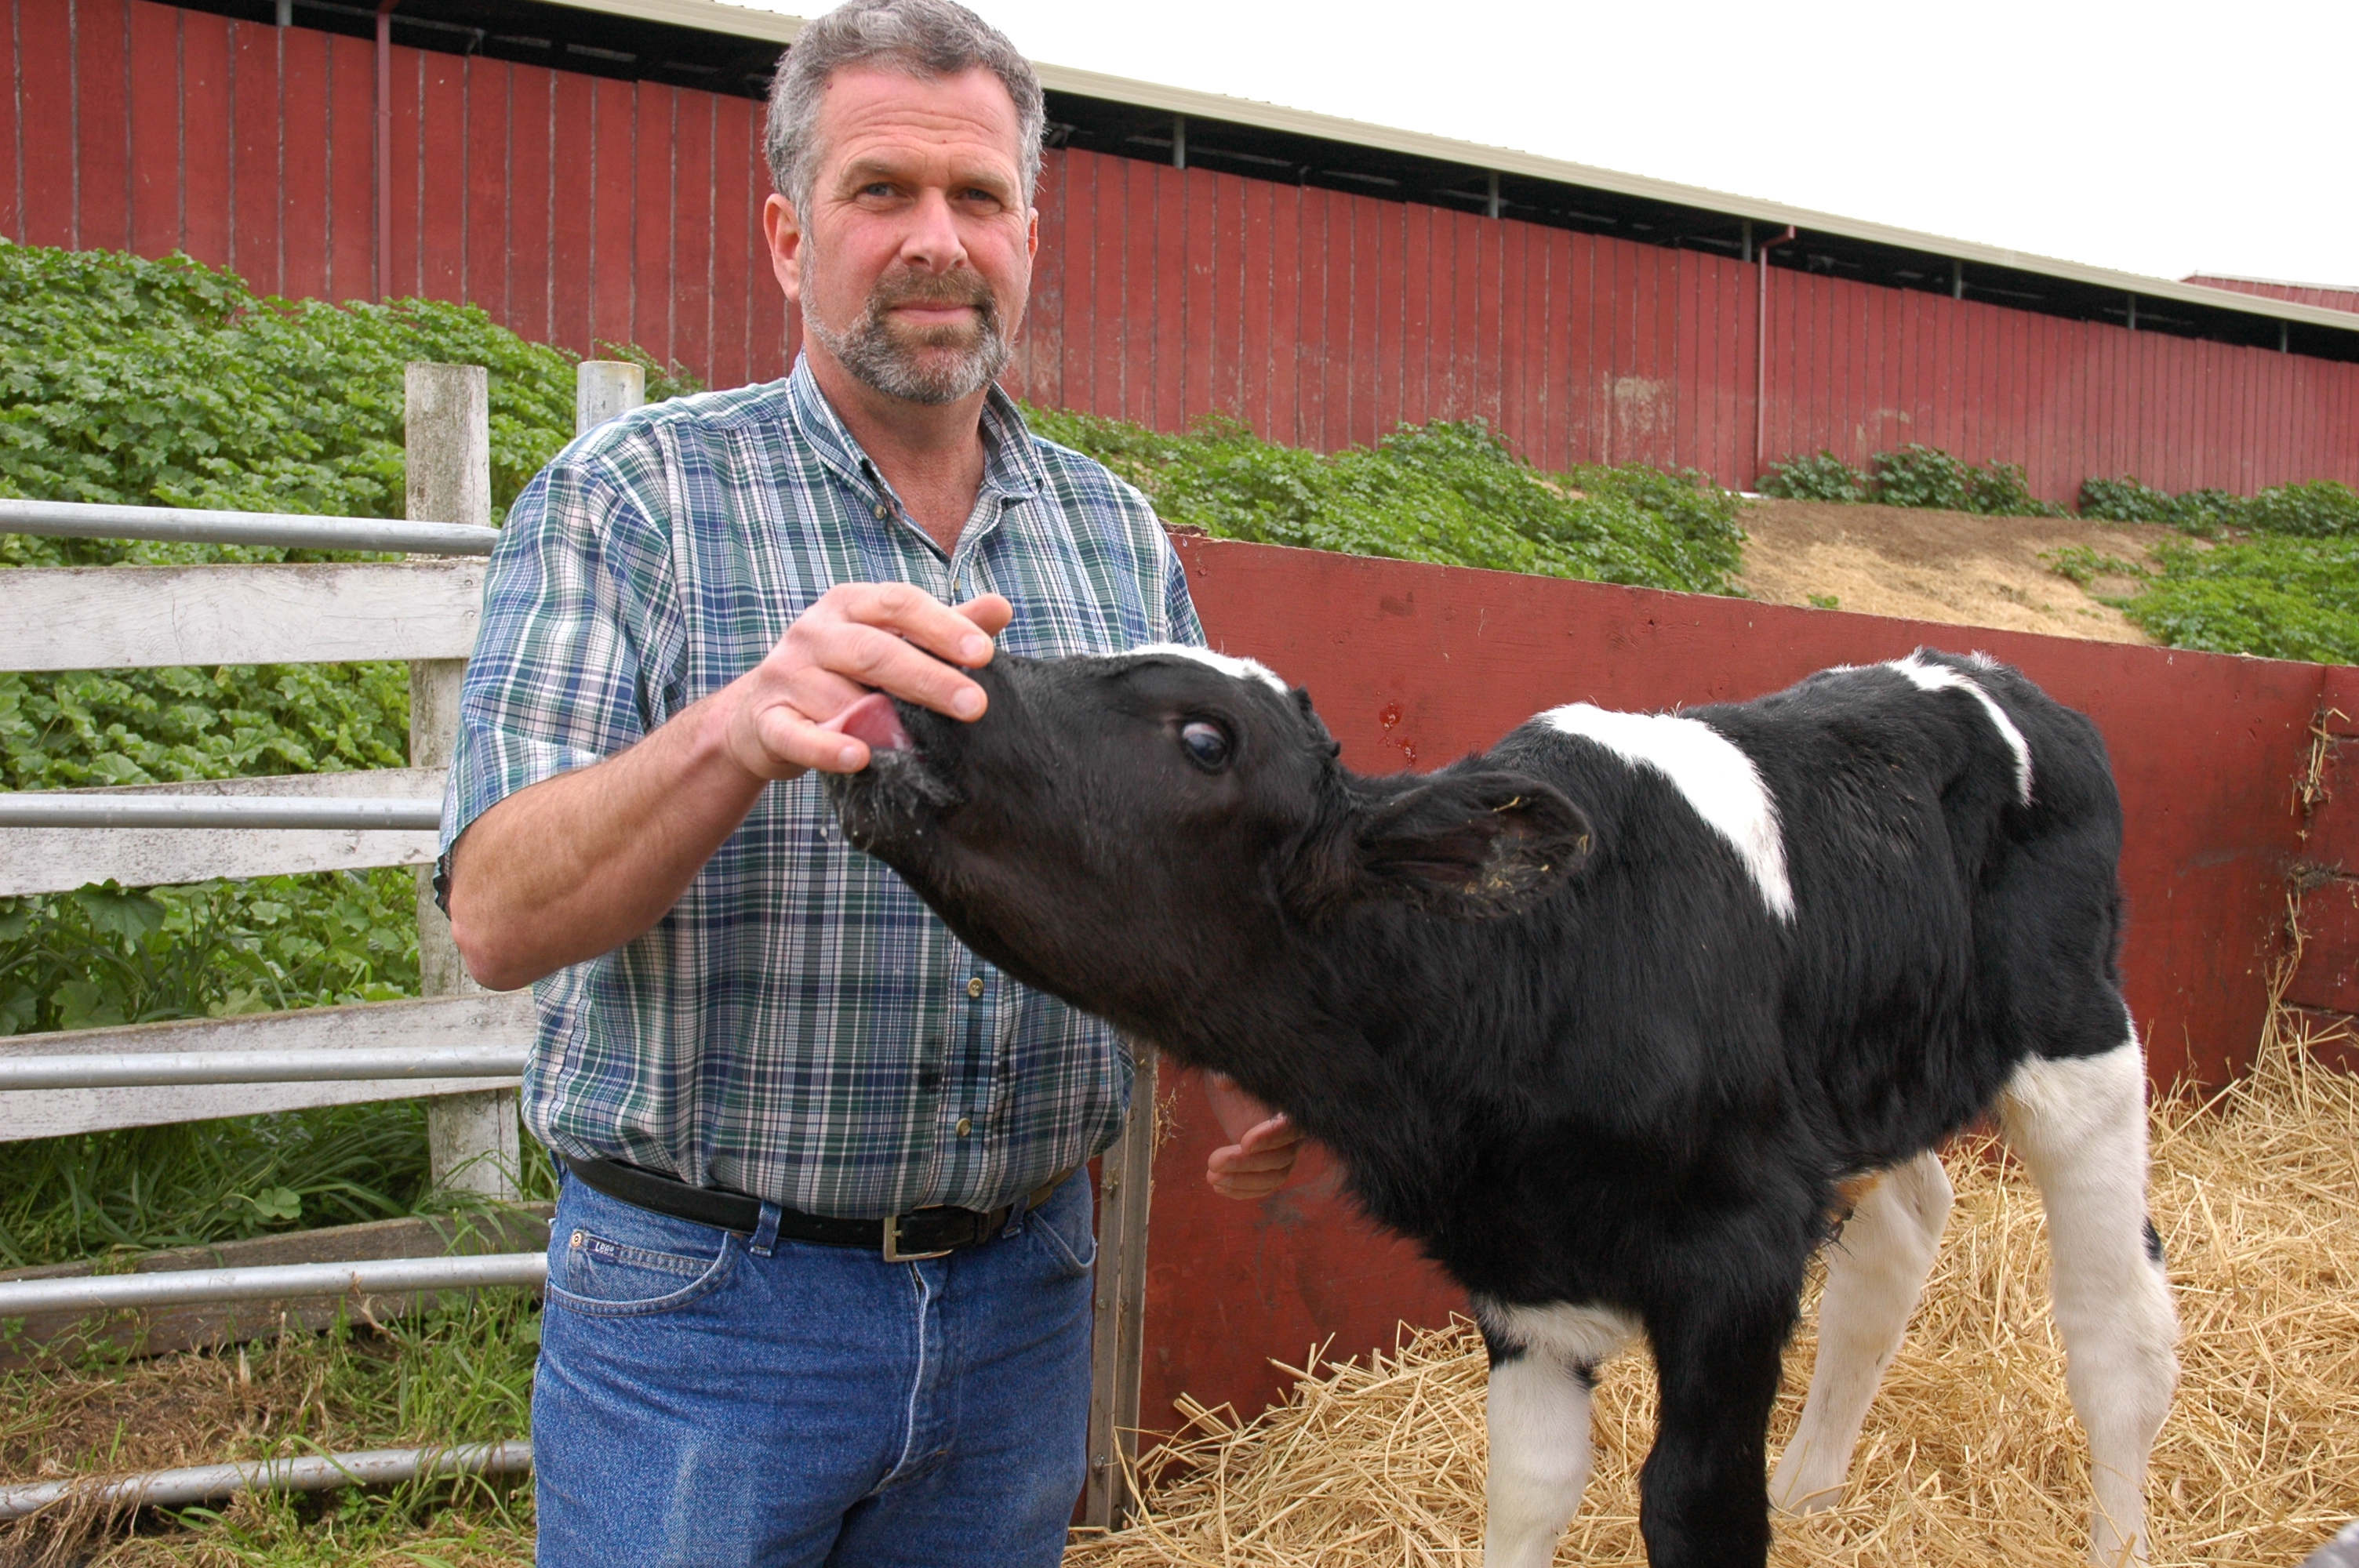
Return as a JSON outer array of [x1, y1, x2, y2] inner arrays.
[[1202, 1071, 1305, 1201]]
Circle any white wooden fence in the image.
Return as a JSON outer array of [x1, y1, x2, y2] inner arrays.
[[0, 365, 538, 1178], [0, 361, 620, 1269]]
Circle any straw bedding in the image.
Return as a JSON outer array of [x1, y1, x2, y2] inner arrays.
[[1067, 1018, 2359, 1568]]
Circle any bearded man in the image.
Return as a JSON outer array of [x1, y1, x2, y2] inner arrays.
[[435, 2, 1300, 1562]]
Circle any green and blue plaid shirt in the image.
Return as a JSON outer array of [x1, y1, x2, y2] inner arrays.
[[441, 361, 1202, 1218]]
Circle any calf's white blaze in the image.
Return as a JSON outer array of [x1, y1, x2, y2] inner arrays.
[[1999, 1036, 2179, 1567], [1885, 653, 2034, 805], [1770, 1149, 1954, 1514], [1540, 703, 1794, 921], [1474, 1300, 1639, 1568], [1125, 642, 1290, 696]]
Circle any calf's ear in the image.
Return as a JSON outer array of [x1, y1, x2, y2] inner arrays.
[[1349, 771, 1592, 916]]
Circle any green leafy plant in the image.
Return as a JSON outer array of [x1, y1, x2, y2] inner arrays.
[[2039, 546, 2151, 589], [2244, 479, 2359, 539], [1758, 451, 1869, 503], [1868, 443, 1976, 512], [1029, 408, 1747, 596], [1860, 445, 2063, 517], [2077, 476, 2245, 536], [1806, 593, 1841, 610], [0, 871, 419, 1037], [1965, 459, 2064, 518], [0, 244, 698, 554], [2120, 535, 2359, 665]]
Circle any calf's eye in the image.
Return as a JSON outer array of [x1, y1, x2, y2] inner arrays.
[[1180, 720, 1233, 770]]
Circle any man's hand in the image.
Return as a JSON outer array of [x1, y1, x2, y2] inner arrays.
[[719, 583, 1014, 779], [446, 583, 1011, 991], [1202, 1071, 1305, 1201]]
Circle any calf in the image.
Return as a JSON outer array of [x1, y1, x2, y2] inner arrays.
[[826, 647, 2179, 1568]]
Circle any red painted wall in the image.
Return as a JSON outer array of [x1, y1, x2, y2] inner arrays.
[[1154, 536, 2323, 1427], [8, 0, 2357, 501], [0, 0, 797, 389]]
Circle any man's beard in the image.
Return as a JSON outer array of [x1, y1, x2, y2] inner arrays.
[[805, 265, 1012, 406]]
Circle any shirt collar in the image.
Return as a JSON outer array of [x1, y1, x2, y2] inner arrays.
[[783, 356, 1046, 513]]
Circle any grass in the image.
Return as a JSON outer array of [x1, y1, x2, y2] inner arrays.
[[0, 1292, 540, 1566]]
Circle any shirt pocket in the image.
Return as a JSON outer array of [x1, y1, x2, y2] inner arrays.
[[547, 1224, 739, 1318]]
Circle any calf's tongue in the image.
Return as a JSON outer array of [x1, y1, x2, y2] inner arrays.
[[833, 691, 913, 756]]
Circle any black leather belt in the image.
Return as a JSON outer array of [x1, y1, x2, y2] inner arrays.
[[562, 1155, 1073, 1262]]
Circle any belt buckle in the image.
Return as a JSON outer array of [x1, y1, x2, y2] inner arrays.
[[881, 1213, 953, 1263]]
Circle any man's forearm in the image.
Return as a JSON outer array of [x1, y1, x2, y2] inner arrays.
[[445, 692, 768, 990]]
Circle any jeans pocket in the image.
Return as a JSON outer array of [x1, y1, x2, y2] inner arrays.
[[1026, 1179, 1098, 1280], [547, 1221, 737, 1319]]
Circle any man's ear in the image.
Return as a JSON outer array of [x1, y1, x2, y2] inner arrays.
[[1350, 771, 1594, 916]]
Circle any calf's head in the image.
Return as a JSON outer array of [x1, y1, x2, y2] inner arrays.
[[824, 647, 1593, 1050]]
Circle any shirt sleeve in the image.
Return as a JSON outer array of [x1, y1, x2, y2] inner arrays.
[[438, 452, 667, 859], [1159, 529, 1208, 650]]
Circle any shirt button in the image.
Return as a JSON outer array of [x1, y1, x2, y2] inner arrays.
[[956, 1117, 972, 1137], [967, 976, 984, 999], [872, 503, 886, 519]]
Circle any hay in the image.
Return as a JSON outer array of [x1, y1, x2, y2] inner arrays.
[[1067, 1023, 2359, 1567]]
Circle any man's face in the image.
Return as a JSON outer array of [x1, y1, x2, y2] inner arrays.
[[767, 65, 1037, 406]]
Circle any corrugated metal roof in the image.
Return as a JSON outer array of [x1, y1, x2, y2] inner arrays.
[[543, 0, 2358, 339]]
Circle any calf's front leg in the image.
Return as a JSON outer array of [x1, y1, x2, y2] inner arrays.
[[1639, 1288, 1799, 1568], [1477, 1301, 1638, 1568]]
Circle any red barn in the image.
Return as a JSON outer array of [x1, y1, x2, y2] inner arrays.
[[5, 0, 2356, 499]]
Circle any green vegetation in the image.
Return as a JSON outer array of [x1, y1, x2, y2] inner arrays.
[[1759, 439, 2359, 666], [2063, 477, 2359, 663], [2037, 546, 2151, 589], [1027, 407, 1747, 596], [1758, 443, 2061, 517], [2077, 476, 2245, 537], [1, 1290, 538, 1566], [1757, 450, 1869, 503], [2078, 475, 2359, 543], [0, 242, 664, 1264], [2120, 534, 2359, 664]]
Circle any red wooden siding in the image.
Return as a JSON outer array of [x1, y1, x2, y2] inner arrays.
[[2, 0, 799, 388], [2186, 274, 2359, 318], [8, 0, 2355, 499], [1157, 536, 2324, 1427]]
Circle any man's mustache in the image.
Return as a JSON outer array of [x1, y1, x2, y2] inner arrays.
[[867, 271, 998, 325]]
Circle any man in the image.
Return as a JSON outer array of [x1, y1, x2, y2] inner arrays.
[[438, 2, 1299, 1562]]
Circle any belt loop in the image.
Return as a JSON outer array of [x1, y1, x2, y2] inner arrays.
[[1000, 1187, 1031, 1239], [749, 1200, 783, 1258]]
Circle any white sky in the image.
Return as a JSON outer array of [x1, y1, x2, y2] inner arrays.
[[743, 0, 2359, 289]]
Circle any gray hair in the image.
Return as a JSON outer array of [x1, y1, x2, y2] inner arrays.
[[765, 0, 1045, 216]]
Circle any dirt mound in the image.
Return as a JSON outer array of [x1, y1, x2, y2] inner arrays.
[[1736, 498, 2176, 644]]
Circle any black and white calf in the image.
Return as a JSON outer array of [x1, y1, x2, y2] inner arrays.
[[826, 647, 2179, 1568]]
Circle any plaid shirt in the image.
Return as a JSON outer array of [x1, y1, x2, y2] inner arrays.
[[441, 361, 1202, 1217]]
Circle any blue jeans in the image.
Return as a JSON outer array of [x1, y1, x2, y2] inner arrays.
[[533, 1167, 1098, 1567]]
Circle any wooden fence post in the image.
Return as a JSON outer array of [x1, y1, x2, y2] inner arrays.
[[406, 362, 518, 1200], [1083, 1047, 1157, 1530], [576, 361, 646, 434]]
